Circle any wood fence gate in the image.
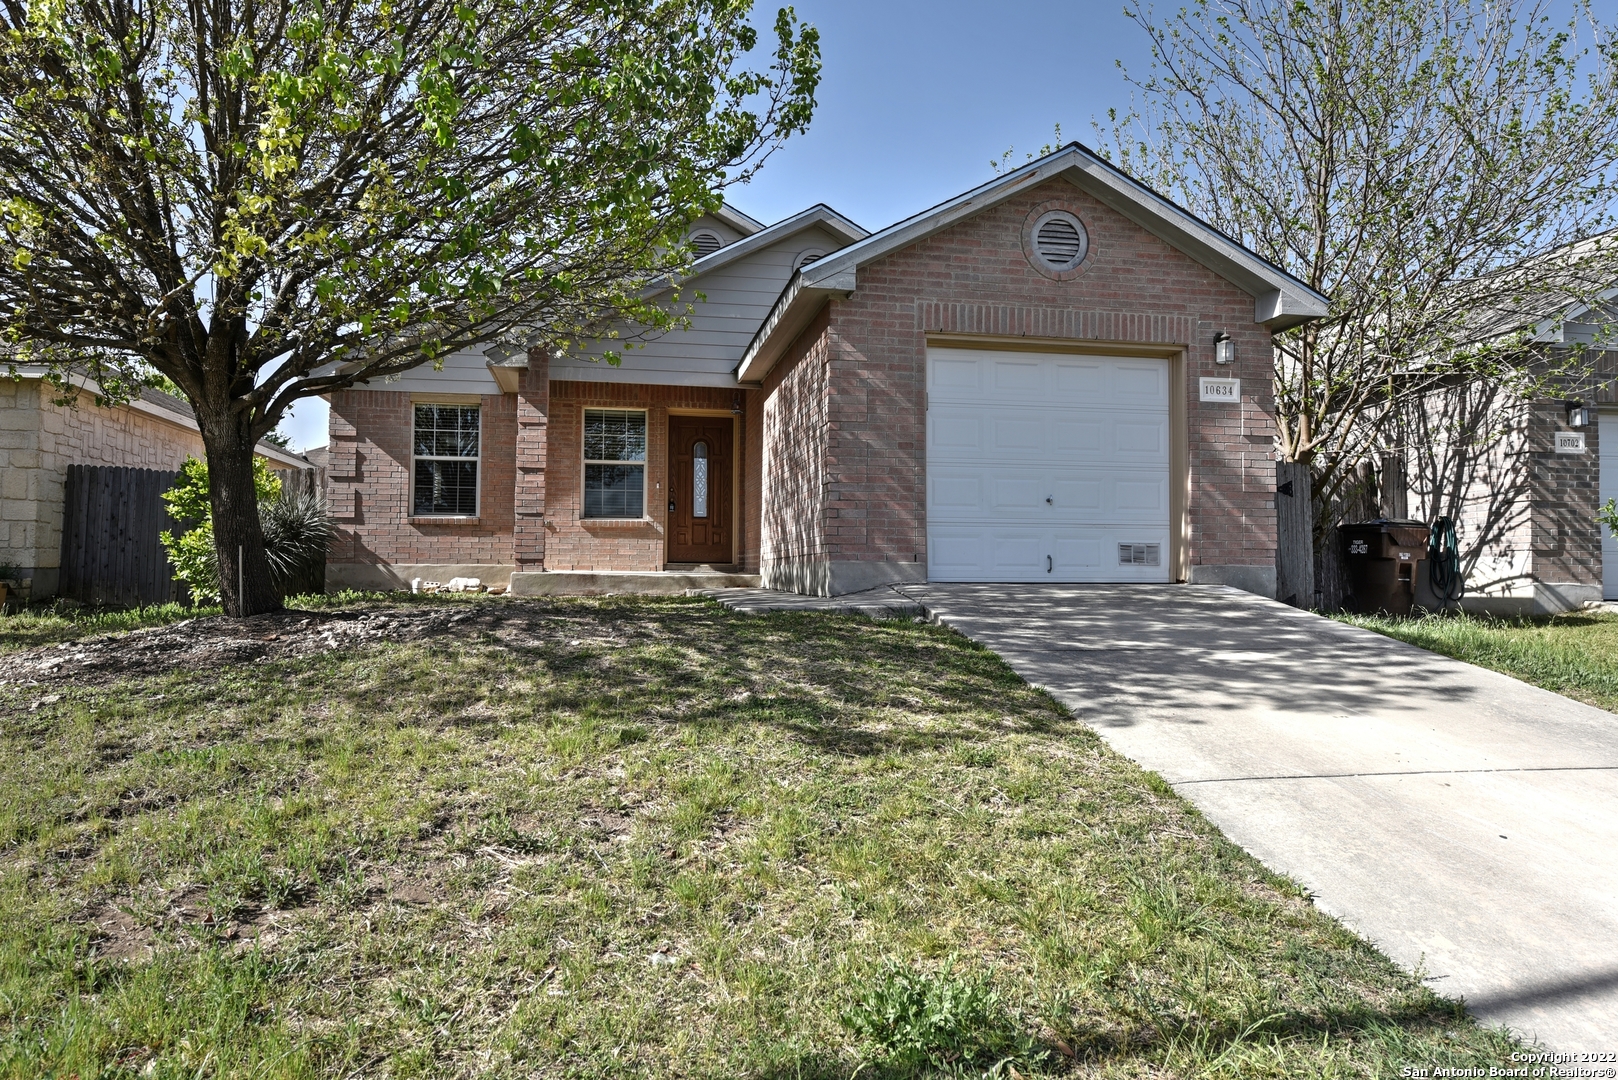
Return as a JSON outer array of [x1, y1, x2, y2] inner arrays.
[[58, 465, 188, 607]]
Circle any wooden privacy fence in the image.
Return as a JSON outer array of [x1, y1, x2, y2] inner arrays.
[[58, 465, 187, 607], [59, 464, 327, 607]]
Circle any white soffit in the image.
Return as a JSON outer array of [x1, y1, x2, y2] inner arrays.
[[736, 143, 1330, 384]]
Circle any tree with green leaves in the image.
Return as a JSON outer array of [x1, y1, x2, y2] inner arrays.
[[1102, 0, 1618, 597], [0, 0, 819, 615]]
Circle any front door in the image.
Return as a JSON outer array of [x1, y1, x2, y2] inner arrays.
[[667, 415, 733, 564]]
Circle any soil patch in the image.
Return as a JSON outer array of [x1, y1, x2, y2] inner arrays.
[[0, 602, 600, 687]]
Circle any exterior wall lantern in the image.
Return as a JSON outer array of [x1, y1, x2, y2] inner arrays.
[[1214, 332, 1234, 366], [1567, 402, 1593, 428]]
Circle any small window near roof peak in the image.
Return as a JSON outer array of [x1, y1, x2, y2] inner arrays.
[[690, 230, 723, 258]]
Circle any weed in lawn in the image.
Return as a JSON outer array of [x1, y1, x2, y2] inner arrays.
[[842, 956, 1039, 1075]]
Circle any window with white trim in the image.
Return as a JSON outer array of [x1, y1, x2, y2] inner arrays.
[[410, 403, 478, 518], [413, 404, 480, 516], [583, 409, 647, 518]]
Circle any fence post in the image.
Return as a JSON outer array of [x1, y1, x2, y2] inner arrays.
[[1275, 460, 1315, 609]]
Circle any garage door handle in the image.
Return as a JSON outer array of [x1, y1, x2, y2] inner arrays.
[[1046, 496, 1052, 505], [669, 500, 676, 512], [1047, 555, 1052, 573]]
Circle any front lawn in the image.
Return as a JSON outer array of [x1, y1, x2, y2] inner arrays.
[[1338, 609, 1618, 713], [0, 596, 1522, 1077]]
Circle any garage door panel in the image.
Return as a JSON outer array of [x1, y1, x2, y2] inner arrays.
[[1115, 420, 1166, 455], [930, 466, 1167, 524], [931, 357, 982, 394], [992, 418, 1044, 453], [932, 409, 1170, 464], [993, 359, 1044, 393], [1053, 360, 1103, 398], [1114, 361, 1168, 403], [928, 527, 1174, 582], [928, 349, 1173, 584], [929, 410, 985, 453]]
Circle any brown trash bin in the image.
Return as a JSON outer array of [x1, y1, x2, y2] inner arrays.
[[1340, 519, 1428, 616]]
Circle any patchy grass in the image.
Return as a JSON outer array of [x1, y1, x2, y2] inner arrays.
[[0, 596, 1526, 1077], [0, 601, 221, 652], [1339, 609, 1618, 713]]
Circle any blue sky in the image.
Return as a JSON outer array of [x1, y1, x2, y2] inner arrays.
[[278, 1, 1151, 451]]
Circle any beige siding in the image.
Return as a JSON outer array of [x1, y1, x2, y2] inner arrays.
[[556, 223, 850, 387]]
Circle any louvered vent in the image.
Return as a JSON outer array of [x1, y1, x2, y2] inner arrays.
[[690, 231, 723, 258], [1118, 543, 1161, 567], [796, 250, 825, 269], [1036, 217, 1085, 265]]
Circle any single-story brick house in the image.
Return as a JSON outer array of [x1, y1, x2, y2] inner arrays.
[[324, 144, 1330, 596], [1, 368, 312, 600]]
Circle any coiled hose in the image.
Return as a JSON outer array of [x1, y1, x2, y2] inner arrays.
[[1427, 516, 1464, 608]]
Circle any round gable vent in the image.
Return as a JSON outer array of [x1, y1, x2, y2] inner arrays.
[[690, 230, 723, 258], [1032, 211, 1088, 270], [795, 249, 827, 269]]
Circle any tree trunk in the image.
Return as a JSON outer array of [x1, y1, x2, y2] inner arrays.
[[196, 410, 283, 617]]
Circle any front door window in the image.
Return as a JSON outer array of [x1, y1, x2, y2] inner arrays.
[[692, 441, 709, 518]]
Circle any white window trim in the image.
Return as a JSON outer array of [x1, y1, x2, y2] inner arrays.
[[581, 407, 649, 520], [412, 402, 482, 518]]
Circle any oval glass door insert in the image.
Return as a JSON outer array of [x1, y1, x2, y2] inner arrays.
[[692, 441, 709, 518]]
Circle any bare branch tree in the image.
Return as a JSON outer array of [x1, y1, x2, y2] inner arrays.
[[1100, 0, 1618, 515]]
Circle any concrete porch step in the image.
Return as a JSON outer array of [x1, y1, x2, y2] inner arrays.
[[509, 570, 762, 596]]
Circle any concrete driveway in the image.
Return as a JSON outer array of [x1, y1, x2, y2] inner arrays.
[[899, 582, 1618, 1052]]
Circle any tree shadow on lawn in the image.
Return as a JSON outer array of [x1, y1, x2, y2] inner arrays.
[[404, 600, 1088, 759]]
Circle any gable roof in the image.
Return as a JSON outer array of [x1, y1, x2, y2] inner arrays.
[[709, 203, 767, 237], [654, 203, 866, 292], [737, 143, 1330, 383]]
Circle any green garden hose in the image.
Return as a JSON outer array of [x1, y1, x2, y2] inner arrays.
[[1428, 516, 1464, 607]]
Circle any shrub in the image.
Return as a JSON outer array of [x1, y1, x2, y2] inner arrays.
[[160, 458, 329, 603]]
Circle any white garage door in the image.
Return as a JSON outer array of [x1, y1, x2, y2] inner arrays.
[[926, 348, 1172, 583]]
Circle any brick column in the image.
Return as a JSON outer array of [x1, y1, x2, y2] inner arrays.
[[513, 348, 549, 570]]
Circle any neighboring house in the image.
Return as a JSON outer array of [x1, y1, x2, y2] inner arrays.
[[325, 144, 1329, 597], [1, 368, 312, 600], [1395, 247, 1617, 615]]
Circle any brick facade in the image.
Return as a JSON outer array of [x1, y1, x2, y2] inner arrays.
[[326, 389, 517, 588], [755, 177, 1279, 595], [1528, 399, 1601, 599], [545, 381, 746, 571], [327, 380, 756, 585]]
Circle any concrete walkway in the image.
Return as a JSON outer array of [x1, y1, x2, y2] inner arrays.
[[890, 583, 1618, 1052]]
